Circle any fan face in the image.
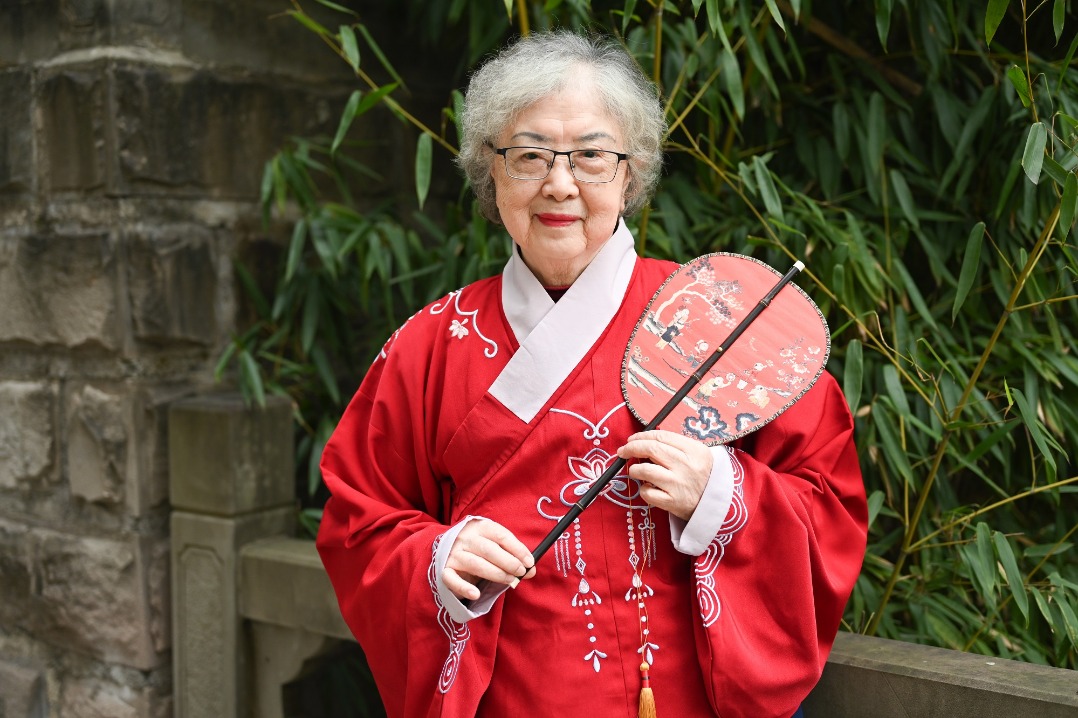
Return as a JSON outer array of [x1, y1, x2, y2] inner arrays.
[[622, 253, 831, 445]]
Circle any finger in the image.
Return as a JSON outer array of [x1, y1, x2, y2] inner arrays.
[[450, 537, 531, 584], [627, 430, 700, 452], [637, 480, 674, 512], [442, 567, 482, 601], [470, 522, 536, 573], [618, 438, 685, 468]]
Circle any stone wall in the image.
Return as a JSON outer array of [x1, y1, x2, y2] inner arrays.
[[0, 1, 366, 715]]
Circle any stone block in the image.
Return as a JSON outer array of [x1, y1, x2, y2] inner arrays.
[[181, 0, 353, 80], [0, 69, 34, 196], [0, 234, 120, 349], [805, 632, 1078, 717], [0, 522, 33, 632], [111, 63, 343, 198], [126, 231, 218, 346], [239, 537, 351, 640], [0, 658, 46, 718], [0, 381, 55, 490], [66, 384, 129, 506], [171, 507, 295, 718], [0, 1, 61, 65], [0, 517, 169, 670], [38, 63, 107, 194], [169, 393, 294, 516]]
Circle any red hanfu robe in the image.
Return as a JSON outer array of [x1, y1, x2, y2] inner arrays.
[[317, 222, 868, 718]]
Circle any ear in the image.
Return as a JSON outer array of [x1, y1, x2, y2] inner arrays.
[[620, 164, 632, 213]]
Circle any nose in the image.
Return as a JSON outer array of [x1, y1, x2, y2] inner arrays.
[[541, 154, 580, 199]]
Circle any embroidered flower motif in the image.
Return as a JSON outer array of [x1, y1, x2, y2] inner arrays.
[[584, 649, 608, 673], [449, 318, 469, 339]]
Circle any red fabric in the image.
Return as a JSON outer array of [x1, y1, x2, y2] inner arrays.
[[317, 256, 867, 718]]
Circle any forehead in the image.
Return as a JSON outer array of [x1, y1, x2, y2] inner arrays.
[[501, 80, 621, 144]]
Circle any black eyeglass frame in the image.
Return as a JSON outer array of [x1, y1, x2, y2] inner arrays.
[[493, 145, 630, 183]]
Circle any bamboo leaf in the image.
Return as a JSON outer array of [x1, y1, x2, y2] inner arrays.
[[622, 0, 638, 34], [985, 0, 1010, 47], [311, 346, 341, 406], [285, 219, 307, 282], [331, 90, 361, 156], [952, 222, 984, 322], [706, 0, 721, 37], [1061, 172, 1078, 239], [889, 169, 919, 229], [866, 489, 884, 528], [339, 24, 360, 72], [1053, 0, 1065, 44], [355, 82, 398, 116], [993, 531, 1030, 623], [356, 23, 406, 89], [1006, 65, 1032, 108], [314, 0, 356, 14], [873, 402, 914, 481], [833, 103, 850, 161], [892, 260, 938, 331], [1011, 387, 1057, 477], [301, 281, 320, 354], [752, 156, 785, 222], [721, 50, 744, 119], [1031, 587, 1055, 628], [764, 0, 785, 32], [415, 133, 433, 211], [287, 9, 331, 38], [1058, 595, 1078, 648], [844, 339, 863, 413], [1021, 122, 1047, 185], [239, 350, 266, 407], [503, 0, 512, 20], [875, 0, 893, 49], [975, 523, 998, 602]]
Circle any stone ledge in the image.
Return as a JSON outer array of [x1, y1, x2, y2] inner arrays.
[[239, 537, 352, 642], [805, 631, 1078, 717]]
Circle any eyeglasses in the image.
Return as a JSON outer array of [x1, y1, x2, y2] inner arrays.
[[494, 146, 629, 183]]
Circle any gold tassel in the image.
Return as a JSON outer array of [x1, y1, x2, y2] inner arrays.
[[638, 662, 657, 718]]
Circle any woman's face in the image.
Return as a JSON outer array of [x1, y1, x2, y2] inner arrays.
[[491, 79, 631, 287]]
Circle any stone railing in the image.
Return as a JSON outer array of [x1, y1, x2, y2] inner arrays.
[[169, 394, 1078, 718]]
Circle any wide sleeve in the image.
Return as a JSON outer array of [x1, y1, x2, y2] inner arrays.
[[315, 323, 499, 718], [692, 370, 868, 718]]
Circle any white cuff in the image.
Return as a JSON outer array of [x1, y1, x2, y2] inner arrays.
[[668, 446, 736, 556], [434, 516, 510, 623]]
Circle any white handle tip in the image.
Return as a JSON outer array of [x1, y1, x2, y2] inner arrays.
[[794, 260, 805, 271]]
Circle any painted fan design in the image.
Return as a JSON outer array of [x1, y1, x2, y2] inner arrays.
[[622, 253, 830, 445]]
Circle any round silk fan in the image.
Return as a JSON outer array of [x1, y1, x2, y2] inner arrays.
[[621, 252, 830, 445]]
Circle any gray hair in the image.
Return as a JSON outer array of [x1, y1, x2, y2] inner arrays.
[[457, 30, 666, 223]]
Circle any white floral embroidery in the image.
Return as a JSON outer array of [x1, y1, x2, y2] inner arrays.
[[695, 446, 748, 627], [429, 535, 470, 692], [449, 318, 469, 339], [430, 289, 498, 358]]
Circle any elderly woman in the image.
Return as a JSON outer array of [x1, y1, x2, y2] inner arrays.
[[317, 30, 867, 718]]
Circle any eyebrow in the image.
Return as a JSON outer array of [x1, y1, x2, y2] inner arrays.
[[509, 130, 617, 144]]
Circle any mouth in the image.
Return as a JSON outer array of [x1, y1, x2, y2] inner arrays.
[[535, 213, 580, 228]]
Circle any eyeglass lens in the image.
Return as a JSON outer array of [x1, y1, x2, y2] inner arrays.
[[503, 148, 621, 183]]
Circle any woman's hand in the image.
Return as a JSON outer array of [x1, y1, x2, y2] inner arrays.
[[443, 519, 536, 601], [617, 430, 713, 521]]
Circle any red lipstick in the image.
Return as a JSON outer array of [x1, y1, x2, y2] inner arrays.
[[536, 213, 579, 227]]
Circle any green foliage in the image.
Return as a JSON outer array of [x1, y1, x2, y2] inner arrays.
[[221, 0, 1078, 670]]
